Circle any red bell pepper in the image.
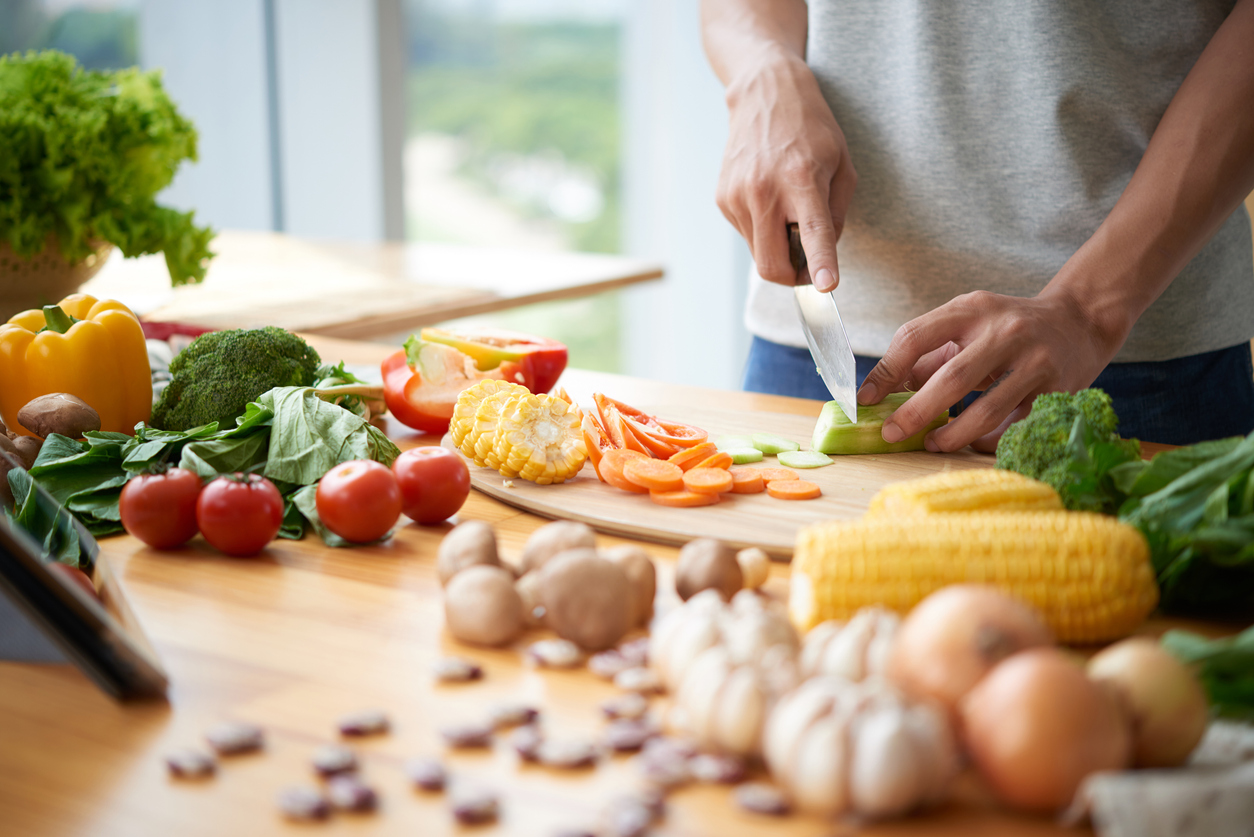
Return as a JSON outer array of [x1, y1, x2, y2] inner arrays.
[[382, 344, 506, 434], [592, 394, 709, 459], [420, 327, 567, 394]]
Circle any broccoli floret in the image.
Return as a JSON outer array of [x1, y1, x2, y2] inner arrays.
[[151, 327, 322, 431], [995, 388, 1131, 509]]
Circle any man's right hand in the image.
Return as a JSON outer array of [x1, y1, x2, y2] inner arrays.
[[706, 12, 857, 294]]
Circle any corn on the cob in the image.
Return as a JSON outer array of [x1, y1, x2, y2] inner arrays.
[[867, 469, 1062, 516], [472, 389, 525, 470], [791, 511, 1158, 643], [495, 393, 587, 484], [450, 379, 527, 449]]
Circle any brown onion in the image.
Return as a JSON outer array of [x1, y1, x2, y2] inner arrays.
[[886, 585, 1053, 718], [961, 648, 1131, 812], [1087, 637, 1209, 768]]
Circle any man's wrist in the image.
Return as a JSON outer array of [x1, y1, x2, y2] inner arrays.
[[724, 47, 812, 111]]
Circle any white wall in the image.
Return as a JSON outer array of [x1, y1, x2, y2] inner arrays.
[[621, 0, 752, 391]]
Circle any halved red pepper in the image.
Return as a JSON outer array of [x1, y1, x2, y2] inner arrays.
[[420, 327, 567, 394], [382, 344, 506, 434]]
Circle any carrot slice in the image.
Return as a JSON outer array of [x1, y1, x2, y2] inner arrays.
[[757, 467, 799, 483], [694, 451, 733, 471], [649, 489, 721, 508], [668, 441, 719, 471], [767, 479, 821, 500], [600, 448, 650, 493], [624, 458, 685, 493], [729, 469, 766, 494], [682, 467, 734, 495]]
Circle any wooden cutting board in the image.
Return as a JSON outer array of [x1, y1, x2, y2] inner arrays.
[[455, 405, 994, 559]]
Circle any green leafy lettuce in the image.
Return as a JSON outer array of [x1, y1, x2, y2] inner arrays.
[[0, 49, 213, 285]]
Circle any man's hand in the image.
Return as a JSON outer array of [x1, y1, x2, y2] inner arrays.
[[857, 288, 1124, 453], [702, 0, 854, 293]]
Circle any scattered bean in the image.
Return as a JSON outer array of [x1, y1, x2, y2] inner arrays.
[[600, 692, 649, 721], [164, 748, 216, 779], [205, 721, 264, 755], [337, 709, 390, 737], [405, 757, 448, 792], [613, 667, 662, 694], [526, 638, 582, 669], [602, 719, 658, 753], [311, 744, 358, 777], [449, 784, 500, 825], [689, 753, 746, 784], [536, 738, 598, 769], [635, 738, 695, 788], [326, 775, 378, 813], [733, 782, 791, 816], [619, 637, 650, 668], [441, 721, 494, 749], [599, 798, 652, 837], [277, 785, 331, 821], [510, 724, 544, 762], [488, 702, 540, 730], [432, 656, 483, 683], [588, 649, 633, 680]]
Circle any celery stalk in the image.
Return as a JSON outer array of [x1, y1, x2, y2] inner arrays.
[[810, 392, 949, 455]]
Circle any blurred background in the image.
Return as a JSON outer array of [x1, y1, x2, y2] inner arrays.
[[0, 0, 753, 390]]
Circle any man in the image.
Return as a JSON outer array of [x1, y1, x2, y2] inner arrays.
[[702, 0, 1254, 449]]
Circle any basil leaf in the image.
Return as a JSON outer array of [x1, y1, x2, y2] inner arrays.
[[179, 432, 270, 480]]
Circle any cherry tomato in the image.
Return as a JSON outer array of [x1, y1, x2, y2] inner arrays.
[[119, 467, 203, 549], [391, 446, 471, 525], [316, 459, 403, 543], [196, 474, 284, 557], [48, 562, 99, 601]]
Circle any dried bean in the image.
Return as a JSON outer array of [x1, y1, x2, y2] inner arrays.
[[635, 738, 695, 788], [689, 753, 746, 784], [326, 775, 378, 812], [337, 709, 390, 737], [536, 739, 598, 769], [733, 782, 790, 816], [510, 724, 543, 762], [600, 692, 649, 721], [619, 637, 650, 668], [164, 748, 216, 779], [311, 744, 358, 777], [613, 667, 662, 694], [278, 785, 331, 821], [405, 756, 447, 792], [449, 784, 499, 824], [602, 719, 657, 753], [487, 702, 539, 730], [599, 799, 652, 837], [441, 721, 494, 749], [526, 638, 582, 669], [432, 656, 483, 683], [205, 721, 264, 755], [588, 649, 632, 680]]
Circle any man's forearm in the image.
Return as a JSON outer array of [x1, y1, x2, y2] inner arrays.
[[700, 0, 809, 91], [1044, 0, 1254, 354]]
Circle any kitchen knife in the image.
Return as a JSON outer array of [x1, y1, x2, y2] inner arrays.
[[787, 222, 858, 425]]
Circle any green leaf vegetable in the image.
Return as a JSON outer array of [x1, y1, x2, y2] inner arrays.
[[995, 389, 1141, 514], [0, 49, 213, 285], [1162, 624, 1254, 718]]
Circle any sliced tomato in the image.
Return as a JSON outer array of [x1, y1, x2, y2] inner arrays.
[[420, 327, 567, 394], [593, 394, 708, 458], [382, 346, 504, 434]]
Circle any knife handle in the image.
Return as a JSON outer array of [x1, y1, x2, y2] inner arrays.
[[787, 222, 812, 286]]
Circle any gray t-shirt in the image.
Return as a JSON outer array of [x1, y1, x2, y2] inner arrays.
[[745, 0, 1254, 363]]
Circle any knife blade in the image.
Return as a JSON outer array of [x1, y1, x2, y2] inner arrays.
[[787, 223, 858, 425]]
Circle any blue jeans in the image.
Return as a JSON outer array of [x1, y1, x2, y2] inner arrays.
[[742, 336, 1254, 445]]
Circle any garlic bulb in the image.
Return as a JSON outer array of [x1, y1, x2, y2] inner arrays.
[[800, 607, 900, 681], [763, 676, 957, 819], [650, 589, 801, 756]]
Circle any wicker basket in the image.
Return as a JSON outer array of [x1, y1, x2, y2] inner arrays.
[[0, 239, 115, 322]]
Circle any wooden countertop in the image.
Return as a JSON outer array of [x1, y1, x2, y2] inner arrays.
[[80, 231, 664, 340], [0, 335, 1240, 837]]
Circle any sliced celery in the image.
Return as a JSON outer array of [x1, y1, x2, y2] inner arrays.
[[751, 433, 801, 455], [777, 450, 832, 469], [725, 447, 764, 464], [715, 435, 754, 451], [810, 392, 949, 455]]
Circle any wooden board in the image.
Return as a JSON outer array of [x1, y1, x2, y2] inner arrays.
[[459, 405, 994, 559]]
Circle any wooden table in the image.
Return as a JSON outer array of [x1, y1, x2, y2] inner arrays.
[[0, 335, 1237, 837], [80, 231, 663, 339]]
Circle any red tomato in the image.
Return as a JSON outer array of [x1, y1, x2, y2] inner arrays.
[[196, 474, 285, 557], [316, 460, 403, 543], [48, 562, 99, 601], [391, 446, 471, 525], [119, 467, 203, 549]]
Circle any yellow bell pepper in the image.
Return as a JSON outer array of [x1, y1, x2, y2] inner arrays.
[[0, 294, 152, 436]]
